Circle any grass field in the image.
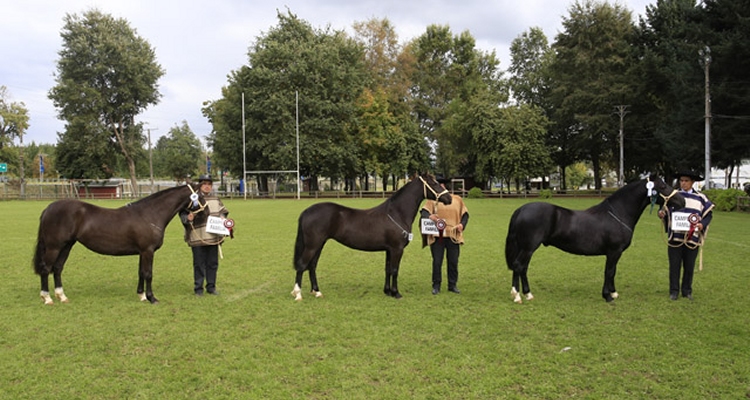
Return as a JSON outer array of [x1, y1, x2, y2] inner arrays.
[[1, 195, 749, 399]]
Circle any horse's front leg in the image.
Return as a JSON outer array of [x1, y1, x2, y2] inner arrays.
[[52, 268, 69, 304], [384, 250, 403, 299], [139, 251, 158, 304], [308, 265, 322, 298], [602, 253, 621, 302]]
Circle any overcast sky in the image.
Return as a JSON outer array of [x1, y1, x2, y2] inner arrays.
[[2, 0, 653, 146]]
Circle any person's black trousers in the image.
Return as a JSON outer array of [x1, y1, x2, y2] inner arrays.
[[430, 238, 460, 289], [192, 245, 219, 293]]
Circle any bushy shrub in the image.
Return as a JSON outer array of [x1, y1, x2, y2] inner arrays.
[[467, 187, 484, 199], [702, 188, 745, 211], [539, 189, 552, 199]]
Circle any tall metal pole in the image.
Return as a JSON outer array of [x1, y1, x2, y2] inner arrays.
[[296, 91, 300, 200], [242, 92, 247, 200], [700, 46, 711, 189], [615, 105, 629, 187], [147, 128, 157, 194]]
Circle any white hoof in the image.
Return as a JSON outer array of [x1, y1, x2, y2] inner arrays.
[[611, 292, 619, 299], [313, 291, 323, 298], [55, 288, 69, 303], [291, 284, 302, 301], [139, 292, 148, 302], [41, 291, 54, 305], [511, 287, 522, 303], [526, 292, 534, 301]]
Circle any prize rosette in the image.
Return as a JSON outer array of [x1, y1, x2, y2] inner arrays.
[[224, 218, 235, 238], [436, 219, 446, 231]]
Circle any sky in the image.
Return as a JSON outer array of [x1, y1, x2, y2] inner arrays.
[[1, 0, 653, 146]]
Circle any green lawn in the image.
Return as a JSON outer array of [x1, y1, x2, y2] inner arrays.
[[1, 197, 748, 399]]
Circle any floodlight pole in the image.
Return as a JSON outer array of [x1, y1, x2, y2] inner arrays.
[[242, 92, 247, 200], [615, 105, 629, 187], [700, 46, 712, 189], [296, 91, 300, 200]]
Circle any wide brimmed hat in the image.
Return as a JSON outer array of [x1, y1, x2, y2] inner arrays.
[[198, 174, 213, 183], [675, 170, 703, 181]]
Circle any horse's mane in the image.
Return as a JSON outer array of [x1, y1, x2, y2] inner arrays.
[[590, 175, 651, 213], [124, 184, 191, 209], [384, 173, 433, 206]]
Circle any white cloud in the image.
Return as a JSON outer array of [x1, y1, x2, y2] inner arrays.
[[1, 0, 653, 145]]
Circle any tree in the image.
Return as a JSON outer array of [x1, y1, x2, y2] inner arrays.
[[0, 86, 30, 150], [352, 17, 423, 190], [407, 25, 506, 178], [507, 27, 558, 187], [49, 9, 165, 194], [153, 121, 202, 181], [702, 0, 750, 186], [550, 0, 637, 189], [632, 0, 704, 176], [205, 10, 367, 191], [470, 101, 551, 191], [0, 85, 30, 195], [507, 28, 554, 109]]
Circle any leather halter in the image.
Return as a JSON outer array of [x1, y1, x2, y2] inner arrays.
[[418, 176, 450, 201], [187, 183, 208, 214]]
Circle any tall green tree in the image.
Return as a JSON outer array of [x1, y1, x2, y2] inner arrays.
[[507, 27, 559, 188], [632, 0, 704, 177], [407, 25, 505, 178], [703, 0, 750, 186], [49, 9, 164, 193], [550, 0, 637, 189], [0, 86, 30, 195], [0, 86, 29, 150], [206, 10, 367, 191], [153, 121, 202, 181], [352, 18, 424, 190]]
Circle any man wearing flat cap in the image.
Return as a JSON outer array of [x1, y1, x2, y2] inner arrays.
[[180, 175, 230, 296], [658, 170, 714, 300]]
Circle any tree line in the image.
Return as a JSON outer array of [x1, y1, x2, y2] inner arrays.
[[2, 0, 749, 194]]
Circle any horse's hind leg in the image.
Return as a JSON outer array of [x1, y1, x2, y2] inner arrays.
[[292, 247, 324, 301], [511, 271, 522, 303], [40, 273, 53, 305], [41, 243, 73, 305]]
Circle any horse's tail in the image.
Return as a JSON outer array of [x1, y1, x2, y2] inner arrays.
[[293, 214, 306, 272], [505, 208, 522, 272], [33, 209, 48, 276]]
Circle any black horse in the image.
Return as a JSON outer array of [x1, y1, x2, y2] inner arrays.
[[33, 183, 205, 305], [292, 173, 452, 300], [505, 174, 685, 303]]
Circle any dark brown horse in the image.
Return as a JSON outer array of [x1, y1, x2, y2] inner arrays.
[[33, 182, 205, 305], [292, 173, 452, 300], [505, 174, 685, 303]]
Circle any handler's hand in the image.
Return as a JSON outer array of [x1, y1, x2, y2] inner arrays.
[[658, 210, 665, 219], [187, 213, 194, 222]]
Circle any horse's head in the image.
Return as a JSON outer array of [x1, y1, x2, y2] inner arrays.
[[648, 174, 685, 210], [419, 173, 452, 205], [185, 181, 208, 212]]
